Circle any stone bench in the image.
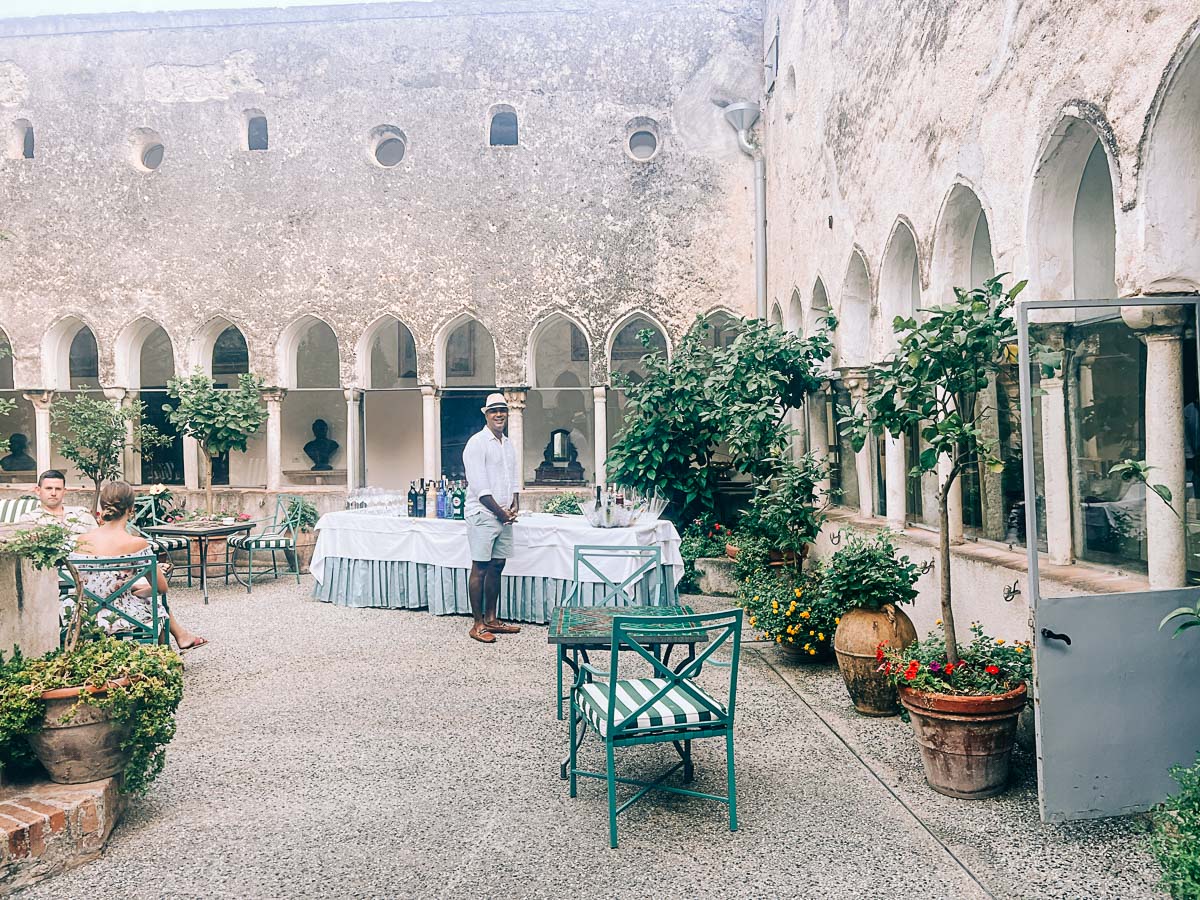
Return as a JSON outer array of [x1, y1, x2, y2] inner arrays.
[[694, 556, 738, 596]]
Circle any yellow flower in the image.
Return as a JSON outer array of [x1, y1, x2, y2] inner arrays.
[[995, 639, 1006, 645], [1014, 646, 1025, 654], [936, 619, 942, 625], [809, 630, 815, 636], [776, 635, 782, 643], [753, 596, 759, 602], [818, 633, 825, 641], [788, 637, 794, 643], [749, 616, 756, 626], [808, 649, 816, 656], [834, 617, 840, 625], [804, 644, 810, 651], [800, 611, 810, 619], [794, 588, 802, 598]]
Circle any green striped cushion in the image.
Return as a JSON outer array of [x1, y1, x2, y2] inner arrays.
[[148, 536, 189, 553], [576, 678, 724, 737], [0, 498, 39, 524], [229, 535, 292, 550]]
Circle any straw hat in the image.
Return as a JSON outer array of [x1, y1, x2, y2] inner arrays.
[[481, 392, 509, 413]]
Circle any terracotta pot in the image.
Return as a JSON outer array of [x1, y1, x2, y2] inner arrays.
[[899, 683, 1028, 799], [28, 678, 133, 784], [286, 530, 317, 574], [725, 543, 739, 560], [833, 605, 917, 716], [776, 640, 832, 664], [199, 536, 228, 565]]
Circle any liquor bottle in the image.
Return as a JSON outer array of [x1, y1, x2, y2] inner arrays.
[[407, 481, 417, 517], [437, 479, 447, 519], [594, 485, 602, 513], [451, 481, 465, 519], [426, 479, 437, 518], [415, 479, 426, 518]]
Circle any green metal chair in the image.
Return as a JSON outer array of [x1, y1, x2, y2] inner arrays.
[[556, 544, 668, 720], [225, 495, 303, 593], [61, 554, 168, 646], [130, 494, 193, 587], [566, 608, 743, 849]]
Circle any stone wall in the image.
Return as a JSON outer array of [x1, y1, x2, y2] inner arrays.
[[0, 553, 59, 659]]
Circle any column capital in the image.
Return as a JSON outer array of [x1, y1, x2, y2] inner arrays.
[[840, 368, 870, 400], [419, 384, 439, 399], [22, 390, 54, 410], [592, 384, 608, 402], [103, 387, 127, 404], [343, 386, 363, 403], [502, 387, 528, 411], [261, 387, 287, 404], [1121, 304, 1187, 340]]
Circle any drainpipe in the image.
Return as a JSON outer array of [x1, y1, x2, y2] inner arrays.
[[724, 101, 766, 319]]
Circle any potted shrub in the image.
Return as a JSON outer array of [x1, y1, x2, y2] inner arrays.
[[734, 454, 828, 570], [286, 496, 321, 574], [880, 625, 1032, 798], [827, 529, 921, 714], [842, 275, 1035, 794], [0, 528, 184, 792], [738, 559, 838, 662], [679, 519, 731, 594]]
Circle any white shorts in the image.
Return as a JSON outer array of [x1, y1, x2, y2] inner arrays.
[[466, 509, 515, 562]]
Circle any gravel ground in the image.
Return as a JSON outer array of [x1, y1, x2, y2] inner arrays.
[[15, 582, 1163, 900]]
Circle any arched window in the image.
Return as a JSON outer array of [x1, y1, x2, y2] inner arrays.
[[68, 327, 99, 389], [769, 303, 783, 329], [10, 119, 32, 160], [137, 325, 183, 485], [361, 317, 422, 489], [528, 316, 592, 485], [839, 252, 870, 367], [701, 311, 740, 351], [607, 315, 668, 451], [489, 107, 518, 147], [281, 318, 344, 486], [212, 325, 249, 384], [205, 322, 263, 489], [788, 288, 803, 335], [440, 318, 499, 479]]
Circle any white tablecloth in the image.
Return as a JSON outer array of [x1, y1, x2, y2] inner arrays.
[[310, 511, 683, 585]]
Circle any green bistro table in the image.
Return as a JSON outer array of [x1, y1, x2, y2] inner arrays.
[[548, 604, 707, 779], [145, 521, 254, 605]]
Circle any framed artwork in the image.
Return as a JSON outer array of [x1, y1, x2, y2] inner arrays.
[[446, 322, 476, 378], [570, 324, 589, 362]]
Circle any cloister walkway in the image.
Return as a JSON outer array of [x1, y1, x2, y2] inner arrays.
[[18, 579, 1161, 899]]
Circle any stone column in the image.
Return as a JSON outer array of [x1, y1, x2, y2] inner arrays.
[[182, 437, 200, 491], [420, 385, 439, 483], [844, 373, 873, 518], [344, 387, 362, 489], [262, 388, 286, 492], [1123, 305, 1188, 588], [103, 387, 132, 483], [23, 390, 53, 476], [885, 433, 906, 529], [806, 391, 831, 496], [592, 385, 608, 487], [503, 388, 527, 491]]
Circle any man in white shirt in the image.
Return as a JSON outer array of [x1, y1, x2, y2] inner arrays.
[[461, 393, 521, 644], [20, 469, 97, 535]]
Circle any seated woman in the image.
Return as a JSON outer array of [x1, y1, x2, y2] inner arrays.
[[69, 480, 208, 650]]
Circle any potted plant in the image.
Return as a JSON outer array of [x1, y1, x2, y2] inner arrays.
[[879, 625, 1032, 798], [734, 454, 828, 570], [164, 368, 267, 516], [51, 392, 169, 510], [827, 529, 921, 714], [842, 275, 1036, 793], [738, 559, 838, 662], [0, 526, 184, 792], [286, 496, 321, 574]]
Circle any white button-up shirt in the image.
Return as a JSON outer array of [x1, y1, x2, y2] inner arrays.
[[462, 426, 519, 516]]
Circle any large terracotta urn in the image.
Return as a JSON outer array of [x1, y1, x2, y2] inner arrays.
[[833, 605, 917, 716], [28, 679, 132, 784]]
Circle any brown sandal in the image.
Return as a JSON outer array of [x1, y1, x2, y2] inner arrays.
[[470, 625, 497, 643], [484, 620, 521, 634]]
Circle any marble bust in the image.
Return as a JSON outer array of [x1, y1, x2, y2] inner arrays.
[[0, 433, 36, 472], [303, 419, 339, 471]]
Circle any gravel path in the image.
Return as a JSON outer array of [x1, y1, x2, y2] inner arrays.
[[16, 581, 1163, 899]]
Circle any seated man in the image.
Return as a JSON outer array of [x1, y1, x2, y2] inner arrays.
[[20, 469, 97, 534]]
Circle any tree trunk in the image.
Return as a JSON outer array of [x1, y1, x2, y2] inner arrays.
[[91, 479, 102, 516], [938, 487, 960, 665]]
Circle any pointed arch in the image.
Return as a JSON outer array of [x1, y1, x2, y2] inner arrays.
[[931, 182, 995, 302], [699, 307, 740, 351], [277, 314, 340, 389], [787, 287, 803, 334], [434, 314, 498, 386], [356, 314, 419, 389], [42, 315, 100, 391], [606, 311, 671, 371], [528, 311, 591, 389], [769, 302, 784, 329], [191, 316, 250, 382], [114, 316, 177, 389], [1140, 26, 1200, 292], [838, 249, 871, 367], [878, 220, 922, 350], [1027, 112, 1118, 301]]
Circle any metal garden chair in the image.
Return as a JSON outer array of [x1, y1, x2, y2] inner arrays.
[[555, 544, 668, 720], [131, 494, 193, 587], [61, 554, 168, 646], [225, 495, 303, 593], [566, 608, 743, 849]]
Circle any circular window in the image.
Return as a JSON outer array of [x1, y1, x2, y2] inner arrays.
[[369, 126, 407, 168], [141, 143, 164, 170], [623, 117, 661, 162]]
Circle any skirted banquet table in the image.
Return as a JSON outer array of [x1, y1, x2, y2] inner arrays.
[[310, 510, 683, 624]]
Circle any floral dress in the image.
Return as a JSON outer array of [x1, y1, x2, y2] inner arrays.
[[65, 551, 166, 637]]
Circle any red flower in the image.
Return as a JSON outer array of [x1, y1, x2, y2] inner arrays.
[[986, 665, 1000, 675], [875, 641, 887, 663], [904, 668, 918, 681], [944, 663, 954, 675]]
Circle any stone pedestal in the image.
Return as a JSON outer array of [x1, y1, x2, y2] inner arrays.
[[0, 552, 59, 659]]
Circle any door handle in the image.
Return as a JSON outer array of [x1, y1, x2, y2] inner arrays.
[[1040, 628, 1072, 646]]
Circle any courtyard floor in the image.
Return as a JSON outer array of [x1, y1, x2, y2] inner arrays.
[[16, 579, 1163, 900]]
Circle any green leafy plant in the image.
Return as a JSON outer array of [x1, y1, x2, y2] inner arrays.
[[1154, 752, 1200, 899], [740, 453, 829, 567], [823, 529, 921, 611], [879, 623, 1032, 696], [1109, 459, 1176, 511], [1160, 600, 1200, 638], [543, 493, 584, 516], [51, 392, 169, 510], [165, 369, 267, 514], [738, 562, 843, 659], [287, 496, 320, 532], [0, 636, 183, 794], [678, 519, 732, 593], [2, 523, 75, 570], [840, 275, 1024, 664], [607, 314, 835, 522]]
